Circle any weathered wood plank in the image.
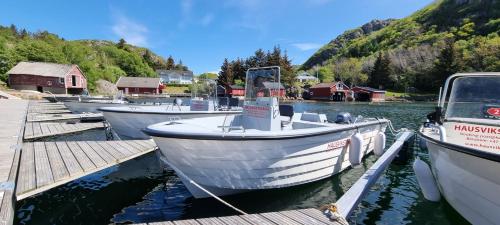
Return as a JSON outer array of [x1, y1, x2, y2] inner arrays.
[[280, 210, 328, 225], [33, 142, 54, 188], [115, 141, 141, 154], [16, 142, 36, 194], [24, 122, 33, 138], [217, 216, 252, 225], [39, 123, 51, 136], [85, 141, 120, 161], [134, 140, 156, 149], [195, 217, 226, 225], [121, 140, 145, 152], [75, 141, 107, 167], [101, 141, 133, 157], [260, 212, 302, 225], [32, 122, 42, 137], [239, 214, 276, 225], [173, 220, 200, 225], [296, 209, 333, 225], [55, 142, 83, 176], [65, 142, 96, 171], [44, 142, 69, 182]]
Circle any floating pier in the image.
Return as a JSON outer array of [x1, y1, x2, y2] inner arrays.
[[23, 122, 105, 140], [0, 99, 28, 225], [0, 99, 159, 225], [137, 208, 339, 225], [16, 140, 156, 200]]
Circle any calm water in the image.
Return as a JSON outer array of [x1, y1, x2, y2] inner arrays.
[[16, 102, 470, 225]]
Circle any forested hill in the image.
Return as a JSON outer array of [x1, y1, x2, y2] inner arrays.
[[0, 26, 189, 90], [301, 0, 500, 92]]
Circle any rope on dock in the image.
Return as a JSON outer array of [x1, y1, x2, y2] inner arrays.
[[319, 203, 349, 225], [158, 155, 248, 215]]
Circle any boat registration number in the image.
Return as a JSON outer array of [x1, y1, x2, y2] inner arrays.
[[327, 139, 348, 151]]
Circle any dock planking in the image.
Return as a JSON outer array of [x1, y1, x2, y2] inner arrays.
[[16, 140, 157, 200], [141, 208, 341, 225], [24, 121, 105, 140], [0, 99, 28, 225]]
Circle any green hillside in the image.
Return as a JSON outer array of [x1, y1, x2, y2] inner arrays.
[[0, 26, 188, 91], [301, 0, 499, 91]]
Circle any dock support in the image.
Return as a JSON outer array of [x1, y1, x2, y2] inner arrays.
[[336, 131, 414, 218]]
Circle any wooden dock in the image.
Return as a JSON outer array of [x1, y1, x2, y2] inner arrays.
[[26, 112, 103, 122], [0, 99, 28, 225], [23, 121, 105, 140], [16, 139, 157, 200], [138, 208, 339, 225]]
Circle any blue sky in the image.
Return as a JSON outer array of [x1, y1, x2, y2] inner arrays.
[[0, 0, 433, 74]]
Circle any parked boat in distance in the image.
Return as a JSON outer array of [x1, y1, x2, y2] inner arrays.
[[100, 80, 241, 139], [418, 72, 500, 225], [144, 66, 389, 198]]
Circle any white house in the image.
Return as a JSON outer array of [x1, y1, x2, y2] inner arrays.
[[157, 70, 193, 84], [296, 71, 319, 83]]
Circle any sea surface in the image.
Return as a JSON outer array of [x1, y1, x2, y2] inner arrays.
[[15, 102, 470, 225]]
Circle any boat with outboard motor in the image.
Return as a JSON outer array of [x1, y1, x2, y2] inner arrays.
[[144, 66, 389, 198], [64, 92, 128, 113], [100, 80, 241, 139], [417, 72, 500, 225]]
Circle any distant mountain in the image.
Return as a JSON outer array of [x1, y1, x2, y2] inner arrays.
[[301, 0, 499, 91], [0, 26, 188, 90], [302, 19, 394, 69]]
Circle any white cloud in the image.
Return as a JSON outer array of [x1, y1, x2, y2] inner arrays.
[[111, 11, 149, 47], [292, 42, 322, 51], [200, 13, 214, 26]]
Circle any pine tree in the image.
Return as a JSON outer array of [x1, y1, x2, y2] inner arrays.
[[369, 52, 392, 89], [166, 56, 175, 70], [218, 58, 234, 88], [280, 50, 296, 89]]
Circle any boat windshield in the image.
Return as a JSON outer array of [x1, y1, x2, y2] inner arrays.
[[446, 75, 500, 120], [191, 79, 217, 100], [244, 67, 281, 104]]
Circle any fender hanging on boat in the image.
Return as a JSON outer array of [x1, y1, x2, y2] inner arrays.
[[374, 131, 386, 156], [413, 157, 441, 202], [349, 132, 364, 166]]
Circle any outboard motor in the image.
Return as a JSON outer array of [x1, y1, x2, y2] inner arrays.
[[335, 112, 352, 124]]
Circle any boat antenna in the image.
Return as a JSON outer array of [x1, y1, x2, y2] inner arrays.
[[437, 87, 442, 107]]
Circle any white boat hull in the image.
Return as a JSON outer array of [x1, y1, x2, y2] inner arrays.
[[64, 101, 124, 113], [103, 109, 240, 139], [154, 122, 386, 198], [425, 139, 500, 225]]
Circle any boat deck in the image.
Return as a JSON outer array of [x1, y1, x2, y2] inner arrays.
[[137, 208, 342, 225]]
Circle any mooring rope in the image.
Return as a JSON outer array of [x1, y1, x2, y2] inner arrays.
[[158, 156, 248, 215], [386, 119, 408, 136]]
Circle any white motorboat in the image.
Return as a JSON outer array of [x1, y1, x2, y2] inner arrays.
[[64, 99, 128, 113], [144, 67, 389, 198], [100, 80, 241, 139], [419, 73, 500, 225]]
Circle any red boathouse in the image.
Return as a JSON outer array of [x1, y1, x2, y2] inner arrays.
[[7, 62, 87, 94]]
